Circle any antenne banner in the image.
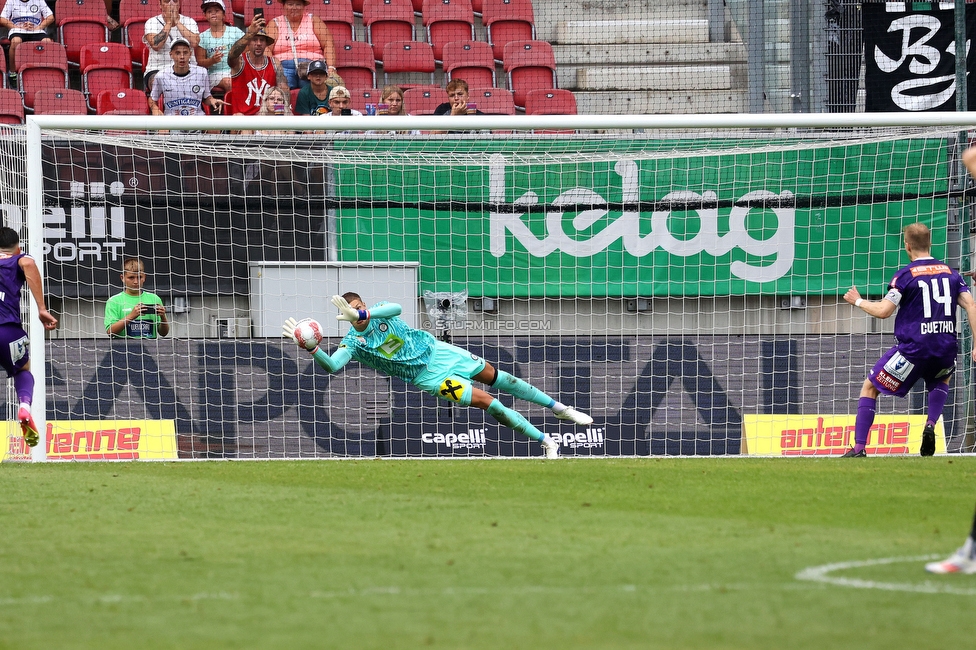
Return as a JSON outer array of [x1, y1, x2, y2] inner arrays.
[[863, 3, 976, 111]]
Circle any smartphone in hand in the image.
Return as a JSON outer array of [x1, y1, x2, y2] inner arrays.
[[253, 7, 264, 21]]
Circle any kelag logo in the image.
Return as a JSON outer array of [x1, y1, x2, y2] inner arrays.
[[488, 154, 795, 283]]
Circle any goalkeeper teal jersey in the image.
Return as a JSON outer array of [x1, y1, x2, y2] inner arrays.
[[338, 302, 436, 382]]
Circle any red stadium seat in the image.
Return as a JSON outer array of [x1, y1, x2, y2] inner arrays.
[[80, 43, 134, 112], [34, 88, 89, 115], [307, 0, 356, 43], [482, 0, 535, 62], [120, 0, 159, 69], [231, 0, 246, 19], [16, 42, 70, 111], [525, 88, 576, 115], [421, 0, 474, 62], [363, 0, 415, 62], [503, 40, 556, 109], [243, 0, 284, 26], [349, 87, 381, 112], [382, 41, 435, 88], [403, 84, 446, 114], [442, 40, 495, 88], [0, 47, 7, 89], [469, 86, 514, 114], [55, 0, 111, 66], [335, 41, 376, 90], [290, 87, 300, 110], [471, 0, 481, 14], [351, 0, 364, 14], [0, 88, 25, 123], [96, 89, 150, 115]]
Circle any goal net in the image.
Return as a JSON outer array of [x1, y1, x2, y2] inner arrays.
[[4, 114, 976, 460]]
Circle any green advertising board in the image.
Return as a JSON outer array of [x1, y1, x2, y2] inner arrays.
[[333, 137, 949, 297]]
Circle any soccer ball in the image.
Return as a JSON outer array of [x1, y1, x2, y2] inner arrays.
[[293, 318, 323, 350]]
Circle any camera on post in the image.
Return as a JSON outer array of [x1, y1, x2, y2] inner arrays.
[[423, 290, 468, 342]]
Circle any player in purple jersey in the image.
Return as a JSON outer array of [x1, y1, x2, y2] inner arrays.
[[842, 223, 976, 457], [0, 227, 58, 448]]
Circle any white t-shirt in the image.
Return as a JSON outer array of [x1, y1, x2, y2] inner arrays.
[[150, 65, 212, 115], [0, 0, 53, 37], [143, 15, 200, 75]]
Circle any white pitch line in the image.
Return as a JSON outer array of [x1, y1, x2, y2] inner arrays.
[[796, 555, 976, 595]]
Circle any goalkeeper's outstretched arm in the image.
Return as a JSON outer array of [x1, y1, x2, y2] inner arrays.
[[332, 295, 402, 323], [310, 346, 353, 373], [282, 317, 353, 373]]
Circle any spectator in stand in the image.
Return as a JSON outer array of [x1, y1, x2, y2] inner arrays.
[[321, 85, 361, 116], [294, 59, 339, 115], [104, 257, 169, 339], [433, 79, 484, 116], [379, 85, 404, 116], [143, 0, 201, 94], [0, 0, 54, 86], [227, 18, 288, 115], [264, 0, 337, 90], [252, 85, 294, 134], [195, 0, 244, 94], [149, 38, 223, 116], [101, 0, 119, 31]]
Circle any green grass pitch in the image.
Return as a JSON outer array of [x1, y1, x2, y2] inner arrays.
[[2, 457, 975, 649]]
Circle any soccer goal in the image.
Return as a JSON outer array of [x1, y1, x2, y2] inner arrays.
[[5, 112, 976, 461]]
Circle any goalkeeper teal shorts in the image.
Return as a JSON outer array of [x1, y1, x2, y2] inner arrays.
[[412, 341, 487, 406]]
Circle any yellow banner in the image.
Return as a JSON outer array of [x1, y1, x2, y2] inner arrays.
[[1, 423, 32, 462], [43, 420, 178, 460], [0, 420, 178, 461], [743, 415, 946, 456]]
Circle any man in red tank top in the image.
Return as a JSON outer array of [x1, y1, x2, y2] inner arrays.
[[227, 16, 289, 116]]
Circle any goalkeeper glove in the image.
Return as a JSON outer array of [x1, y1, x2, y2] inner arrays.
[[332, 295, 368, 323], [282, 317, 319, 352]]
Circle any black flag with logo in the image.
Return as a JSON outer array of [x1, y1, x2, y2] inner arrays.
[[864, 3, 976, 111]]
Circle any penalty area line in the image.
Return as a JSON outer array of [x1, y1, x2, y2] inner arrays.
[[796, 554, 976, 595]]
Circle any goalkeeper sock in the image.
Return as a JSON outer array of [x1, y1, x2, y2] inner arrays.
[[926, 382, 949, 427], [13, 370, 33, 406], [853, 396, 876, 453], [492, 370, 555, 408], [486, 399, 544, 442]]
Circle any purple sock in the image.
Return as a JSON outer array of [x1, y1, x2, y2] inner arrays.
[[13, 370, 33, 406], [854, 396, 876, 453], [926, 383, 950, 427]]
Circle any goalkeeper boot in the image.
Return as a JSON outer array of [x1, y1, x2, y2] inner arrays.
[[554, 406, 593, 426], [840, 446, 866, 458], [920, 423, 936, 457], [18, 406, 39, 448], [541, 436, 560, 459], [925, 543, 976, 574]]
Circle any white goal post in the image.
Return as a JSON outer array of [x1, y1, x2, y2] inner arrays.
[[7, 111, 976, 461]]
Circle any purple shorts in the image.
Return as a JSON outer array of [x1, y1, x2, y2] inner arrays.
[[868, 344, 954, 397], [0, 323, 29, 376]]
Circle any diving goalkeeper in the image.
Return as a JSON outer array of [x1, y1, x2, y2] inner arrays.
[[283, 293, 593, 458]]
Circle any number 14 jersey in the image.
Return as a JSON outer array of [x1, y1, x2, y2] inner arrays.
[[888, 257, 970, 362]]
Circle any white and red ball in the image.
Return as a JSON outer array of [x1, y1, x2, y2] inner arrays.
[[293, 318, 323, 350]]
